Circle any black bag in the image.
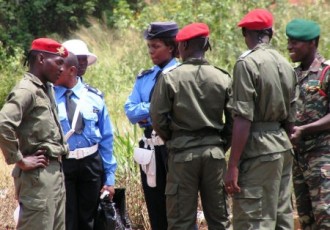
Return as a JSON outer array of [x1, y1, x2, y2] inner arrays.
[[94, 188, 132, 230]]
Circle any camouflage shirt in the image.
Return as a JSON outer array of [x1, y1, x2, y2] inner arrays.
[[295, 53, 330, 153]]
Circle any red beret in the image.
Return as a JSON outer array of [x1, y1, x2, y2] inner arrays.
[[238, 9, 273, 30], [30, 38, 68, 57], [176, 23, 209, 42]]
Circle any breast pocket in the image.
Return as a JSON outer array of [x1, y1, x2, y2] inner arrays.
[[82, 111, 100, 137]]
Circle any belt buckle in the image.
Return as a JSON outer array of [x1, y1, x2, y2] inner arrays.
[[76, 150, 84, 159]]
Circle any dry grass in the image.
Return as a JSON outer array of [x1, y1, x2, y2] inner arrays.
[[0, 154, 16, 229]]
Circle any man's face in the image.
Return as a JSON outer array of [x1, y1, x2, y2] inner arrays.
[[54, 61, 71, 87], [147, 39, 173, 66], [287, 38, 313, 63], [77, 55, 88, 76], [41, 53, 65, 84]]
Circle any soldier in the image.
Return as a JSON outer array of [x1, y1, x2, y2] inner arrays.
[[286, 18, 330, 229], [225, 9, 298, 229], [0, 38, 69, 230], [150, 22, 232, 230]]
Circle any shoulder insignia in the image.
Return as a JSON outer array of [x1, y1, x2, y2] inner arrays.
[[239, 50, 253, 59], [84, 83, 104, 98], [137, 68, 153, 79], [162, 64, 179, 74]]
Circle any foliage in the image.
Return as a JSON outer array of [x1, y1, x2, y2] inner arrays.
[[0, 44, 24, 108], [0, 0, 100, 53]]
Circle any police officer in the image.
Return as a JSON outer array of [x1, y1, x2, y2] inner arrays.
[[225, 9, 298, 229], [62, 39, 97, 81], [0, 38, 69, 230], [124, 21, 179, 229], [286, 19, 330, 229], [54, 46, 117, 229], [150, 22, 232, 230]]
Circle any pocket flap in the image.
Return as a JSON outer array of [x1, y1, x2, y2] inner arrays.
[[133, 148, 153, 165], [11, 165, 21, 178], [20, 196, 47, 211], [234, 186, 262, 199], [165, 182, 178, 195]]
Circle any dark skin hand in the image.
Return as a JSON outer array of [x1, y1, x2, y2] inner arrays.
[[225, 116, 251, 195], [290, 113, 330, 145], [138, 119, 148, 126], [16, 149, 49, 171], [101, 185, 115, 200]]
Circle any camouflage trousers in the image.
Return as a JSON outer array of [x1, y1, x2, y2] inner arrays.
[[293, 151, 330, 230]]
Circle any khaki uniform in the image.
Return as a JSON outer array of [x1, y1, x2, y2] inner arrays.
[[293, 53, 330, 229], [228, 44, 298, 229], [151, 58, 232, 230], [0, 73, 69, 230]]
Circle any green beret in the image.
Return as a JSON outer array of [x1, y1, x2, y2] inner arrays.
[[286, 19, 320, 41]]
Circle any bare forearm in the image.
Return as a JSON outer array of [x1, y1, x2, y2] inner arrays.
[[299, 113, 330, 136], [228, 116, 251, 168]]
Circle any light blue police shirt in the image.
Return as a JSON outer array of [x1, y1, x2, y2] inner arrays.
[[124, 58, 179, 127], [55, 78, 117, 186]]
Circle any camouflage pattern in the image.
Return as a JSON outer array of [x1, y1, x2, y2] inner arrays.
[[293, 53, 330, 229]]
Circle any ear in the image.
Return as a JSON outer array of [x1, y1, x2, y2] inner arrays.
[[70, 66, 78, 76], [37, 52, 45, 64], [183, 41, 189, 50]]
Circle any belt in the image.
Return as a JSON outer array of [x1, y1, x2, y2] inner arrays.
[[67, 144, 98, 159], [142, 130, 165, 147], [48, 155, 62, 163], [250, 122, 281, 132]]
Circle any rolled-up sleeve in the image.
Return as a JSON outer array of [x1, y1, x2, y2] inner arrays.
[[227, 60, 256, 121]]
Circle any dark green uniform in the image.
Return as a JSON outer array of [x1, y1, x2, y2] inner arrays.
[[228, 43, 298, 229], [151, 58, 232, 230], [0, 73, 69, 230]]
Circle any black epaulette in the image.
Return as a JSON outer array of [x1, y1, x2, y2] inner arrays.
[[137, 68, 153, 79], [213, 66, 231, 77], [84, 83, 104, 98]]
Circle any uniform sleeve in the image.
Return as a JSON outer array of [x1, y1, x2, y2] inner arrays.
[[288, 71, 299, 123], [98, 100, 117, 186], [222, 77, 233, 149], [124, 78, 151, 124], [0, 89, 34, 164], [228, 60, 256, 121], [150, 75, 172, 141]]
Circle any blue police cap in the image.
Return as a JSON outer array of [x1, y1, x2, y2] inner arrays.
[[144, 22, 179, 40]]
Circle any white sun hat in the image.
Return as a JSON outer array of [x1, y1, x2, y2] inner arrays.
[[62, 39, 97, 66]]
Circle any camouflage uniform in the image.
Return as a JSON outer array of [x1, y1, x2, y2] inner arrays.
[[293, 53, 330, 229]]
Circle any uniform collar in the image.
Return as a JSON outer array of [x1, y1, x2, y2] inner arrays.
[[55, 77, 86, 99], [183, 57, 209, 65], [296, 52, 325, 73], [25, 72, 46, 87]]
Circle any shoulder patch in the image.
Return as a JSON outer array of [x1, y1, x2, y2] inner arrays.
[[239, 50, 253, 59], [84, 83, 104, 98], [137, 68, 153, 79]]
